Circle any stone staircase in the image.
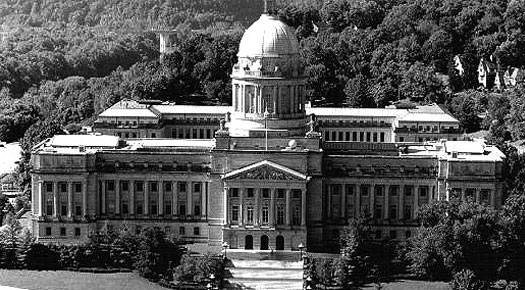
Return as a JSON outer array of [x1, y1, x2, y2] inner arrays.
[[223, 252, 304, 290]]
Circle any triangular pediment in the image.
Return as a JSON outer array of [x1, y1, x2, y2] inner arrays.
[[223, 160, 307, 181]]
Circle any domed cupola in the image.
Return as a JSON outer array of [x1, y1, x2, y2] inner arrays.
[[229, 0, 307, 138]]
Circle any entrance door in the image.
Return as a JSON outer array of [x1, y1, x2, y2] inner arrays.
[[260, 235, 269, 250], [245, 235, 253, 250], [276, 235, 284, 250]]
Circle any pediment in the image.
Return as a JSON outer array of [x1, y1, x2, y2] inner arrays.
[[223, 160, 307, 181]]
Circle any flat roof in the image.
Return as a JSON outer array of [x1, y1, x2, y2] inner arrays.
[[99, 108, 158, 118], [151, 105, 231, 115], [399, 113, 459, 123], [445, 141, 484, 154], [49, 135, 120, 148], [307, 107, 402, 118], [127, 139, 214, 148]]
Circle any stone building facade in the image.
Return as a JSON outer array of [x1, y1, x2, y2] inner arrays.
[[30, 9, 504, 251]]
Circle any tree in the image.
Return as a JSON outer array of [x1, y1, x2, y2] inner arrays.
[[446, 91, 483, 133]]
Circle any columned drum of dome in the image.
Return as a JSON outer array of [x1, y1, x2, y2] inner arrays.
[[229, 13, 307, 138]]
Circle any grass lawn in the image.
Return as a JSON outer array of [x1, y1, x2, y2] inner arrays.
[[0, 270, 167, 290], [361, 279, 450, 290]]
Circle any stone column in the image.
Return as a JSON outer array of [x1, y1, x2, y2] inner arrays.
[[115, 180, 121, 215], [270, 188, 276, 227], [144, 181, 149, 215], [101, 180, 106, 215], [301, 189, 307, 226], [285, 188, 291, 226], [39, 181, 45, 217], [159, 181, 164, 215], [254, 188, 260, 226], [53, 182, 59, 217], [398, 185, 405, 220], [413, 186, 419, 219], [172, 181, 178, 216], [67, 182, 73, 218], [239, 188, 244, 226], [355, 185, 361, 218], [82, 181, 88, 218], [384, 186, 389, 220], [187, 183, 193, 216], [223, 187, 229, 225], [201, 182, 206, 219], [129, 181, 135, 215]]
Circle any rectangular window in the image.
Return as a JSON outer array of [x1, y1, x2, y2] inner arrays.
[[419, 186, 428, 197], [107, 180, 115, 191], [164, 226, 170, 234], [45, 227, 52, 236], [247, 206, 254, 224], [164, 182, 172, 192], [359, 132, 364, 141], [193, 227, 200, 236], [262, 206, 269, 225], [404, 186, 413, 197], [199, 129, 204, 139], [361, 185, 369, 196], [375, 230, 382, 240], [345, 132, 350, 141], [293, 205, 301, 225], [151, 133, 157, 138], [74, 183, 82, 193], [231, 205, 239, 223], [352, 132, 357, 141], [325, 131, 330, 141], [277, 189, 285, 199], [59, 183, 67, 193], [61, 204, 67, 216], [46, 183, 53, 193], [179, 227, 185, 235], [122, 203, 129, 215], [46, 200, 53, 216], [194, 205, 201, 216], [75, 228, 81, 237], [338, 131, 343, 141], [230, 188, 239, 198], [292, 189, 302, 199], [404, 205, 412, 220], [375, 185, 383, 196], [193, 183, 201, 193], [149, 182, 157, 192], [405, 230, 412, 239], [60, 227, 66, 236], [179, 182, 186, 192], [374, 204, 382, 219], [75, 205, 82, 216], [366, 132, 371, 142], [151, 202, 158, 215], [262, 188, 270, 198], [465, 188, 476, 200], [247, 188, 254, 198], [136, 182, 144, 192], [480, 189, 490, 203], [136, 226, 142, 234], [390, 186, 398, 196], [121, 181, 129, 192], [179, 204, 186, 216], [206, 129, 211, 139], [277, 204, 284, 225], [346, 184, 355, 196], [380, 132, 385, 142], [373, 132, 378, 142], [389, 205, 397, 219], [332, 131, 337, 141], [192, 129, 198, 139], [165, 202, 172, 215], [389, 230, 397, 240]]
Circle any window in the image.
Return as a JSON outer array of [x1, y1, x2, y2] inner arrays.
[[325, 131, 330, 141], [373, 132, 378, 142], [247, 188, 254, 198], [352, 132, 357, 141], [194, 183, 201, 193], [60, 227, 66, 236], [404, 205, 412, 220], [136, 182, 144, 192], [151, 202, 158, 215], [164, 182, 172, 192], [345, 132, 350, 141], [480, 189, 490, 203], [361, 185, 369, 196], [399, 137, 405, 142], [389, 230, 397, 240], [46, 183, 53, 193], [277, 204, 284, 225], [231, 205, 239, 223], [45, 227, 52, 236], [60, 183, 67, 193], [338, 131, 343, 141], [247, 206, 254, 224], [179, 182, 186, 192], [230, 188, 239, 198], [262, 206, 269, 224], [404, 186, 413, 197], [179, 204, 186, 216], [390, 186, 398, 196], [75, 228, 81, 237], [292, 189, 302, 199], [375, 230, 382, 240], [194, 205, 201, 216], [374, 204, 382, 219], [164, 226, 170, 234], [179, 227, 185, 235], [346, 185, 355, 196], [293, 205, 301, 225], [366, 132, 371, 142], [151, 133, 157, 138], [165, 202, 172, 215], [380, 132, 385, 142], [262, 188, 270, 198], [61, 204, 67, 216], [46, 200, 53, 216], [360, 132, 364, 141], [121, 181, 129, 192], [172, 129, 177, 138], [199, 129, 204, 139], [107, 180, 115, 191], [74, 183, 82, 193], [419, 186, 428, 197], [389, 205, 397, 219], [136, 203, 143, 215], [465, 188, 476, 200], [332, 131, 336, 141], [375, 185, 383, 196], [193, 227, 200, 236], [277, 189, 285, 199], [149, 182, 157, 192], [75, 205, 82, 216], [405, 230, 412, 239], [122, 203, 129, 215], [192, 129, 198, 138], [206, 129, 211, 139]]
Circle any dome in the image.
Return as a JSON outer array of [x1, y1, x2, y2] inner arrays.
[[237, 14, 299, 58]]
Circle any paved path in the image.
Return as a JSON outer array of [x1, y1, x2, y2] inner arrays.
[[225, 259, 304, 290]]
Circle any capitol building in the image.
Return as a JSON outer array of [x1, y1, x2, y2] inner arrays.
[[29, 7, 504, 252]]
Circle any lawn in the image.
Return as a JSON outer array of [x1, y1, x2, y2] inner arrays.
[[0, 270, 167, 290], [362, 279, 450, 290]]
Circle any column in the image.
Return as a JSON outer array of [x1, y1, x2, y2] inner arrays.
[[201, 182, 206, 219], [82, 181, 88, 218], [413, 186, 419, 219], [475, 188, 480, 203], [384, 186, 389, 220], [115, 179, 121, 215], [101, 180, 106, 215], [159, 181, 164, 215], [172, 181, 178, 216], [239, 188, 244, 226], [187, 183, 193, 216], [270, 188, 275, 227], [301, 189, 307, 226], [38, 181, 45, 217], [254, 188, 260, 226], [144, 181, 149, 215], [327, 185, 331, 218], [398, 185, 405, 220], [341, 185, 346, 219], [129, 181, 135, 215], [285, 189, 291, 226], [355, 185, 361, 218], [67, 182, 73, 218], [223, 187, 229, 225], [53, 182, 59, 218]]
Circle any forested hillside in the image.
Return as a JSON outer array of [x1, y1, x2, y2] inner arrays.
[[1, 0, 525, 156]]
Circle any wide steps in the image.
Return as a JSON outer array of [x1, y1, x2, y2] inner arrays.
[[226, 279, 303, 290], [228, 268, 303, 280]]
